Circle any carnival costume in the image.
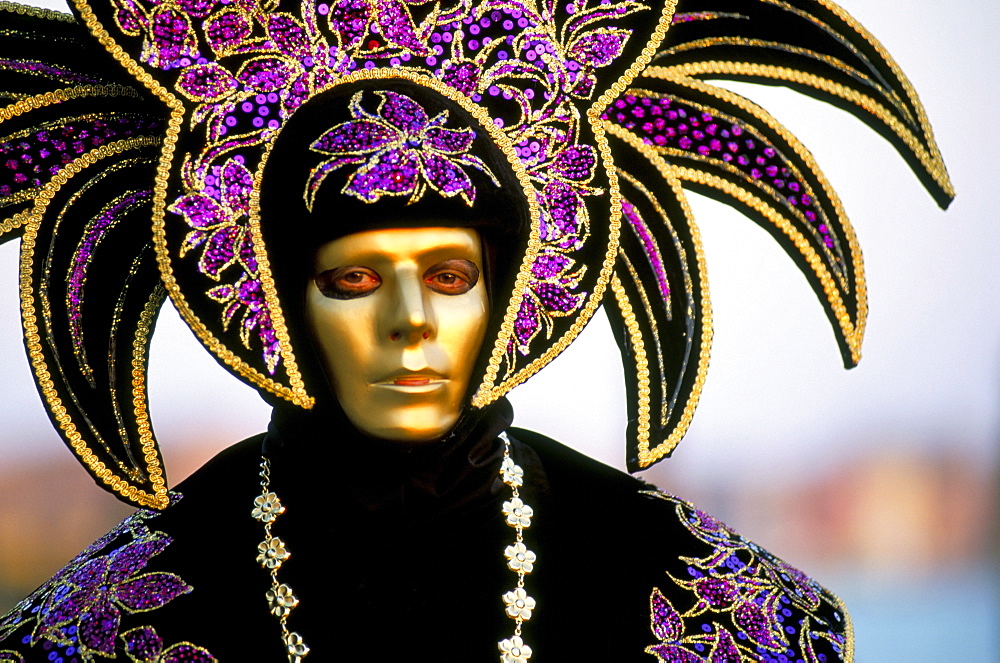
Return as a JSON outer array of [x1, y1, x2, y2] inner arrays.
[[0, 0, 951, 660]]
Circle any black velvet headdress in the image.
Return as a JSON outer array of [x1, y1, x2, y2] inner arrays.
[[0, 0, 952, 507]]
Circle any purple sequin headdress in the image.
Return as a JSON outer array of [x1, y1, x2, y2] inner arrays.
[[0, 0, 952, 507]]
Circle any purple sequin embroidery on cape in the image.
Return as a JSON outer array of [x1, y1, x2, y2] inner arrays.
[[34, 535, 190, 655], [643, 493, 849, 662], [0, 503, 213, 662], [120, 626, 216, 662]]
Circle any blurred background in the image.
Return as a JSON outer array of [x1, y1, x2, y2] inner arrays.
[[1, 0, 997, 659]]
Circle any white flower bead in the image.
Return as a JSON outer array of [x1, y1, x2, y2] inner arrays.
[[504, 542, 536, 574], [256, 537, 290, 569], [500, 456, 524, 487], [498, 636, 532, 663], [266, 583, 299, 617], [252, 492, 285, 523], [284, 631, 310, 660], [502, 497, 533, 528], [502, 587, 536, 620]]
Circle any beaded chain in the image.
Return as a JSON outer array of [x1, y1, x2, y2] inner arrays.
[[497, 430, 538, 662], [252, 459, 309, 662], [251, 432, 538, 663]]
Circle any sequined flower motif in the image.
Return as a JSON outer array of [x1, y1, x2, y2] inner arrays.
[[305, 90, 499, 209], [646, 588, 742, 663], [120, 625, 216, 662], [266, 583, 299, 617], [283, 632, 309, 661], [205, 274, 280, 374], [34, 535, 191, 656], [502, 497, 533, 528], [170, 157, 255, 282], [500, 457, 524, 488], [498, 635, 533, 663], [256, 537, 290, 570], [502, 587, 536, 621], [504, 542, 536, 574], [252, 492, 285, 523], [646, 587, 698, 661], [172, 156, 281, 374]]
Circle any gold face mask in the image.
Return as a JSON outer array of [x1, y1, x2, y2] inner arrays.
[[305, 227, 490, 443]]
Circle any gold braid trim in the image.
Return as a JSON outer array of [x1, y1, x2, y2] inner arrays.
[[0, 207, 31, 237], [817, 0, 951, 199], [19, 135, 168, 509], [828, 586, 855, 662], [0, 0, 74, 21], [674, 160, 863, 362], [658, 34, 915, 124], [610, 271, 652, 454], [0, 84, 143, 123], [131, 285, 169, 507]]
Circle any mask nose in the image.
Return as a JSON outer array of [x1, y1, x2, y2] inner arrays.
[[385, 267, 434, 344]]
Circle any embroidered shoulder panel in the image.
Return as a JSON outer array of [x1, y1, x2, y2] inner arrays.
[[0, 499, 216, 662], [641, 490, 852, 662]]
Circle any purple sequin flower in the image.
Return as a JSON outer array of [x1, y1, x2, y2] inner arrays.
[[170, 156, 255, 280], [305, 90, 499, 208], [644, 588, 702, 662], [206, 275, 281, 373], [169, 156, 280, 372], [36, 534, 191, 656], [120, 625, 216, 662]]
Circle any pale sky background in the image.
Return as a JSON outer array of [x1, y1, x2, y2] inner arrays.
[[1, 0, 997, 490]]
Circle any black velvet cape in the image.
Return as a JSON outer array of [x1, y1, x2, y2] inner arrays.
[[0, 400, 851, 662]]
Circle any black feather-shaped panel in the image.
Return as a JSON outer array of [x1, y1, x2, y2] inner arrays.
[[604, 82, 865, 369], [0, 2, 164, 241], [0, 3, 170, 507], [598, 1, 953, 469], [653, 0, 954, 207], [20, 144, 169, 507], [604, 145, 711, 470]]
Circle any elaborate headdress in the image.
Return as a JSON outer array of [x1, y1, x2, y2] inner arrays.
[[0, 0, 951, 508]]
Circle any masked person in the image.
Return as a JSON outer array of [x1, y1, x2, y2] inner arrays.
[[0, 0, 952, 661]]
